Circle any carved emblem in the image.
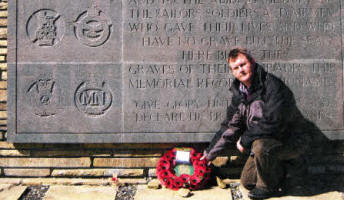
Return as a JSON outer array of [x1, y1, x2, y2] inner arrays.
[[26, 74, 58, 117], [74, 3, 112, 47], [74, 81, 113, 116], [26, 9, 65, 47]]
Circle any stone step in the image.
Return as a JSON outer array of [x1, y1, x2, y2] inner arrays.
[[134, 185, 232, 200], [0, 185, 27, 200], [43, 186, 117, 200]]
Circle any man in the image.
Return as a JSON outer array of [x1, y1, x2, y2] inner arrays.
[[201, 48, 309, 199]]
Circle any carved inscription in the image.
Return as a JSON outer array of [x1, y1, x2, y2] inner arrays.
[[26, 9, 64, 47], [26, 74, 58, 117], [74, 81, 113, 116], [125, 0, 339, 61], [74, 3, 112, 47]]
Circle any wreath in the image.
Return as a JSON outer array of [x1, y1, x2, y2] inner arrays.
[[156, 148, 211, 190]]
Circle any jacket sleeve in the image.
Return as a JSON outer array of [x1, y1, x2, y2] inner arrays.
[[205, 99, 243, 161], [240, 78, 293, 149]]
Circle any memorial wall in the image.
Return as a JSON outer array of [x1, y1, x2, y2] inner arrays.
[[7, 0, 343, 143]]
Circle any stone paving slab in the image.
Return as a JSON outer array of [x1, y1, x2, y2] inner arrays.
[[0, 184, 13, 191], [134, 185, 232, 200], [0, 185, 27, 200], [240, 185, 343, 200], [43, 185, 117, 200]]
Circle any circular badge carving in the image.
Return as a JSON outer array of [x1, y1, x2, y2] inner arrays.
[[26, 9, 65, 47], [74, 81, 113, 116], [74, 4, 112, 47]]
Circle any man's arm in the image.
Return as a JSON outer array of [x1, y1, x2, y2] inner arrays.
[[204, 100, 244, 161], [240, 77, 293, 149]]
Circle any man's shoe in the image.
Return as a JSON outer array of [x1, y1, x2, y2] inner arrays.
[[248, 187, 279, 199]]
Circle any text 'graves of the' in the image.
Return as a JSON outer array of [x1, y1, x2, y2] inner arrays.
[[7, 0, 344, 143]]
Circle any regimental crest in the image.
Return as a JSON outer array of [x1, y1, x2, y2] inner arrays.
[[26, 74, 58, 117], [74, 3, 112, 47], [74, 81, 113, 116], [26, 9, 65, 47]]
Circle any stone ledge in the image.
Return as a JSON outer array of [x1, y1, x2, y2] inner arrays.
[[0, 178, 147, 186], [0, 149, 30, 156], [51, 169, 144, 177], [31, 150, 112, 157], [0, 157, 91, 167], [93, 158, 159, 168], [3, 169, 50, 177]]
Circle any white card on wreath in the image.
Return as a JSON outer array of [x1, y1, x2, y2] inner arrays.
[[175, 150, 191, 164]]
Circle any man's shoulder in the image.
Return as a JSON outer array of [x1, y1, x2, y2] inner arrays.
[[264, 71, 286, 90]]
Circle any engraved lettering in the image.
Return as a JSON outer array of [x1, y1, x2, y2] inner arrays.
[[74, 81, 113, 116]]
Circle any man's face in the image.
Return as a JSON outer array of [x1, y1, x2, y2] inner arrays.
[[229, 53, 255, 88]]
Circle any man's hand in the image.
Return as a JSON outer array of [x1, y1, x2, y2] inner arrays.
[[236, 137, 245, 153], [200, 151, 212, 166]]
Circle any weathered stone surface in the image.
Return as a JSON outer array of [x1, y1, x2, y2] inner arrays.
[[0, 103, 5, 111], [176, 188, 191, 198], [85, 143, 174, 149], [0, 63, 7, 70], [103, 169, 144, 177], [0, 48, 7, 54], [1, 71, 6, 80], [0, 81, 6, 89], [0, 90, 6, 102], [0, 142, 19, 149], [3, 169, 50, 177], [0, 184, 13, 192], [0, 40, 7, 47], [93, 158, 159, 168], [0, 185, 27, 200], [0, 157, 91, 167], [0, 11, 7, 18], [0, 29, 6, 39], [31, 150, 111, 157], [7, 0, 344, 142], [20, 178, 110, 186], [51, 169, 144, 177], [0, 3, 8, 10], [0, 111, 6, 118], [0, 150, 29, 156], [0, 19, 7, 26], [43, 186, 116, 200], [135, 187, 232, 200], [113, 150, 162, 157], [216, 176, 227, 189], [148, 168, 157, 177], [147, 179, 161, 189]]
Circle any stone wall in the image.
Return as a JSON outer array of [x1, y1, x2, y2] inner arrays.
[[0, 0, 343, 180]]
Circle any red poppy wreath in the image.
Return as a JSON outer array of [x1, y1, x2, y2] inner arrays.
[[156, 148, 211, 190]]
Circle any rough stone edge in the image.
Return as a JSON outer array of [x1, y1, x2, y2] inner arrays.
[[0, 178, 148, 186]]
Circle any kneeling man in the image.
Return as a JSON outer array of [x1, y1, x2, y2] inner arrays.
[[202, 48, 309, 199]]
